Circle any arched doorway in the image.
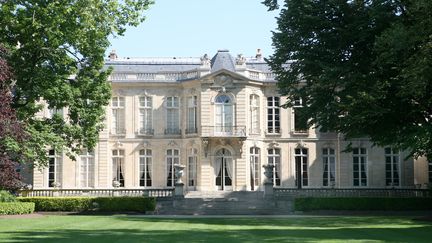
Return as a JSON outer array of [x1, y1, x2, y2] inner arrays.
[[214, 148, 233, 191]]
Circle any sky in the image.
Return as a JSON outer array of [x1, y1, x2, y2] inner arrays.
[[108, 0, 280, 58]]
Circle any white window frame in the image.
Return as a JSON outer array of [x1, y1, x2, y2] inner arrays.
[[353, 147, 368, 187], [214, 94, 234, 134], [79, 150, 95, 188], [322, 148, 336, 187], [268, 148, 281, 186], [188, 148, 198, 187], [47, 150, 62, 188], [250, 147, 260, 190], [111, 96, 125, 135], [292, 97, 308, 133], [139, 149, 152, 187], [138, 96, 153, 135], [385, 147, 400, 187], [112, 149, 125, 187], [166, 149, 180, 187], [187, 96, 198, 134], [166, 97, 180, 134], [295, 148, 308, 187], [250, 95, 260, 134], [267, 96, 280, 134]]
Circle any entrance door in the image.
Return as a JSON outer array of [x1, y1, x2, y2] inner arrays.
[[214, 148, 233, 191]]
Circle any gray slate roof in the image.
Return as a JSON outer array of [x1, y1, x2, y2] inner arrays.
[[210, 49, 236, 73]]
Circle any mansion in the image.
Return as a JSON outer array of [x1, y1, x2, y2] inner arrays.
[[31, 49, 426, 191]]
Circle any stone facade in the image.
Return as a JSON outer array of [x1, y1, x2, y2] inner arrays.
[[32, 50, 416, 191]]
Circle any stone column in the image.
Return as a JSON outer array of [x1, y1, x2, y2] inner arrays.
[[174, 164, 186, 198], [263, 164, 274, 198]]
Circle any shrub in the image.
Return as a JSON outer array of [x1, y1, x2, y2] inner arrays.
[[0, 202, 35, 215], [294, 197, 432, 211], [18, 197, 93, 211], [0, 190, 17, 202], [18, 196, 156, 212]]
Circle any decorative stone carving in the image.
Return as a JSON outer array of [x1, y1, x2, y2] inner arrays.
[[269, 141, 279, 148], [296, 140, 306, 148], [236, 54, 246, 65], [200, 54, 210, 67], [214, 75, 233, 87], [140, 141, 151, 147], [202, 138, 209, 157], [263, 164, 275, 184], [113, 140, 123, 148], [174, 164, 186, 184], [168, 140, 178, 147]]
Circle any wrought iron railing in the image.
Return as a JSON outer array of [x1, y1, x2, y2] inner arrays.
[[18, 188, 174, 198], [138, 128, 154, 136], [201, 126, 246, 137], [274, 188, 431, 198], [164, 128, 181, 135]]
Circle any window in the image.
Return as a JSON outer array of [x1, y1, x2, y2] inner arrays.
[[250, 147, 260, 190], [267, 97, 280, 134], [215, 94, 233, 133], [268, 148, 281, 186], [111, 97, 125, 134], [49, 107, 63, 119], [295, 148, 308, 187], [139, 96, 153, 135], [187, 96, 198, 134], [166, 149, 179, 187], [293, 97, 308, 133], [353, 147, 367, 187], [188, 148, 198, 187], [429, 160, 432, 183], [323, 148, 336, 187], [48, 150, 62, 187], [250, 95, 260, 134], [112, 149, 125, 187], [139, 149, 152, 187], [166, 97, 180, 134], [80, 150, 95, 188], [385, 147, 400, 186]]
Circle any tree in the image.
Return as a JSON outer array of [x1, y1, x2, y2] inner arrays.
[[0, 0, 153, 166], [265, 0, 432, 158], [0, 46, 25, 190]]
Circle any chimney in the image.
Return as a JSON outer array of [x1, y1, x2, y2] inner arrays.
[[256, 48, 262, 60], [108, 50, 118, 60]]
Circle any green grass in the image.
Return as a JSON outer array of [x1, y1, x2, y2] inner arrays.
[[0, 215, 431, 242]]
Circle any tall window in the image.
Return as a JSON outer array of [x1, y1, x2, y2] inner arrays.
[[188, 148, 198, 187], [293, 97, 308, 133], [250, 147, 260, 190], [187, 96, 198, 134], [166, 97, 180, 134], [80, 150, 95, 188], [267, 97, 280, 134], [323, 148, 336, 187], [166, 149, 179, 187], [385, 147, 400, 186], [250, 95, 260, 134], [295, 148, 308, 187], [353, 147, 367, 187], [139, 96, 153, 135], [139, 149, 152, 187], [215, 94, 233, 133], [111, 97, 125, 134], [49, 107, 63, 119], [48, 150, 62, 187], [268, 148, 281, 186], [112, 149, 125, 187]]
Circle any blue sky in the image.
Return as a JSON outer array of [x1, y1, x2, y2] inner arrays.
[[108, 0, 280, 58]]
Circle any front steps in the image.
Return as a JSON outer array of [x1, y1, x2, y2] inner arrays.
[[155, 191, 293, 215]]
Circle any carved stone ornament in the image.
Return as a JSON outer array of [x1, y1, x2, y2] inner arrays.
[[296, 140, 306, 148], [189, 88, 197, 95], [168, 140, 178, 147], [202, 138, 209, 157], [113, 140, 123, 148], [235, 54, 246, 65], [214, 75, 233, 87], [263, 164, 275, 184], [269, 141, 279, 148], [174, 164, 186, 184], [200, 54, 210, 67], [140, 141, 151, 147]]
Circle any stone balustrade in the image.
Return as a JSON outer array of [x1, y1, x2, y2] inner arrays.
[[18, 188, 174, 198], [274, 188, 431, 198]]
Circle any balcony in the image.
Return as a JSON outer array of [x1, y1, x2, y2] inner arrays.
[[201, 126, 246, 138], [138, 128, 154, 136], [164, 128, 181, 135], [110, 128, 126, 136]]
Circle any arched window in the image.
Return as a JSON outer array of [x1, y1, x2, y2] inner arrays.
[[215, 94, 233, 133]]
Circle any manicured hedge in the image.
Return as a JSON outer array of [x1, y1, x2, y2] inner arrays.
[[18, 197, 156, 213], [0, 190, 17, 202], [0, 202, 35, 215], [294, 197, 432, 211]]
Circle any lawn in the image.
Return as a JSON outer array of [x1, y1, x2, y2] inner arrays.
[[0, 215, 431, 242]]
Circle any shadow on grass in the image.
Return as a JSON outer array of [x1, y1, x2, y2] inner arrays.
[[2, 217, 432, 243]]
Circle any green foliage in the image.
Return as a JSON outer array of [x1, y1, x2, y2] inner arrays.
[[0, 202, 35, 215], [294, 197, 432, 211], [267, 0, 432, 158], [0, 0, 153, 167], [0, 190, 17, 202], [18, 197, 156, 212]]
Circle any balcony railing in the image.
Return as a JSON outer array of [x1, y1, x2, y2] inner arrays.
[[185, 127, 198, 134], [18, 188, 174, 198], [274, 188, 431, 198], [265, 128, 281, 135], [138, 128, 154, 136], [164, 128, 181, 135], [201, 126, 246, 137], [110, 128, 126, 136]]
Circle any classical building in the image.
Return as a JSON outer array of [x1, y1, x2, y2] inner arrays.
[[31, 49, 416, 191]]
